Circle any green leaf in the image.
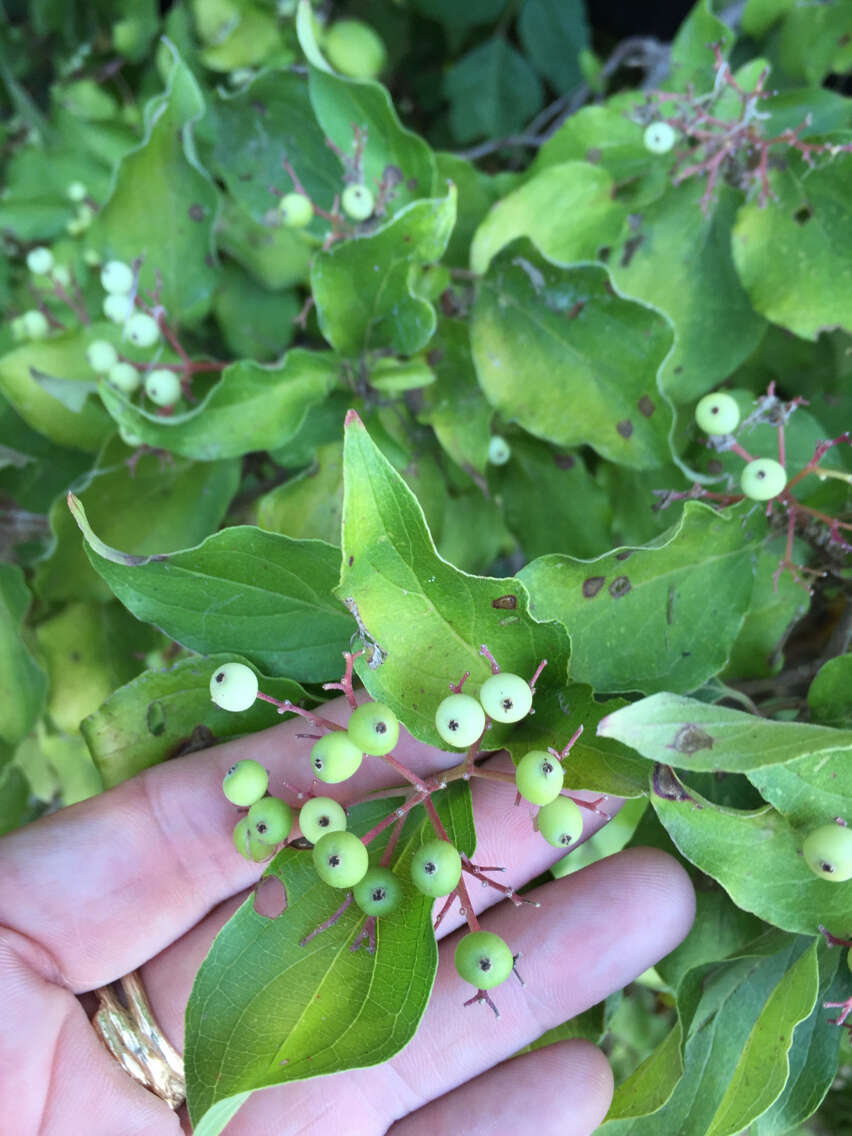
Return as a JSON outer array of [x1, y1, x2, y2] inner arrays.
[[68, 499, 354, 683], [598, 691, 852, 773], [470, 161, 626, 275], [88, 45, 219, 324], [747, 748, 852, 830], [470, 241, 674, 469], [435, 152, 501, 267], [409, 0, 508, 37], [668, 0, 733, 92], [808, 655, 852, 728], [520, 502, 761, 695], [0, 763, 33, 836], [212, 265, 300, 362], [776, 1, 852, 83], [731, 155, 852, 341], [604, 1023, 684, 1122], [607, 181, 767, 401], [742, 0, 794, 38], [443, 38, 543, 145], [337, 411, 570, 749], [185, 782, 475, 1128], [98, 351, 341, 461], [310, 188, 457, 358], [34, 436, 241, 603], [0, 564, 47, 750], [215, 196, 313, 290], [518, 0, 589, 94], [417, 319, 493, 475], [81, 654, 313, 789], [257, 440, 344, 545]]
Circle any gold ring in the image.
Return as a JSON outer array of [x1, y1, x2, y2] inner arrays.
[[91, 970, 185, 1110]]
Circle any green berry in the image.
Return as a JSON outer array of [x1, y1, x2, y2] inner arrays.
[[410, 839, 462, 897], [347, 702, 400, 756], [644, 122, 676, 154], [435, 693, 485, 747], [310, 731, 363, 783], [247, 796, 294, 845], [478, 672, 532, 724], [278, 192, 313, 228], [233, 816, 273, 862], [695, 392, 740, 435], [52, 265, 71, 288], [103, 293, 133, 323], [86, 339, 118, 374], [125, 312, 161, 348], [108, 361, 142, 393], [83, 248, 102, 267], [101, 259, 134, 295], [222, 758, 268, 807], [210, 661, 259, 711], [536, 795, 583, 848], [144, 368, 181, 407], [118, 425, 143, 447], [298, 796, 347, 843], [67, 181, 87, 203], [76, 204, 95, 229], [26, 247, 54, 275], [454, 930, 514, 990], [515, 749, 564, 806], [353, 866, 402, 916], [341, 184, 375, 222], [324, 19, 387, 80], [802, 823, 852, 882], [21, 310, 49, 340], [312, 830, 369, 888], [487, 435, 511, 465], [740, 458, 786, 501]]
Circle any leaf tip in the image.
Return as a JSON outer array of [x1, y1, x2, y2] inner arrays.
[[344, 408, 365, 429]]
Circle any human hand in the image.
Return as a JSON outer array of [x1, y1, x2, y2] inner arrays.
[[0, 695, 695, 1135]]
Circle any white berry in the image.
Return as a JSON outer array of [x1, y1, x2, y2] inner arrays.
[[26, 247, 54, 275], [108, 362, 142, 393], [144, 368, 181, 406], [67, 181, 87, 202], [487, 436, 511, 465], [22, 310, 49, 339], [124, 311, 160, 347], [103, 293, 134, 323], [210, 663, 259, 712], [643, 122, 676, 154], [101, 259, 134, 295], [86, 340, 118, 374]]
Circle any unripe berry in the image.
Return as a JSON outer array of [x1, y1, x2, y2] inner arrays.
[[347, 702, 400, 756], [740, 458, 786, 501], [26, 246, 54, 275], [479, 672, 533, 724], [410, 839, 462, 897], [341, 184, 375, 222], [312, 830, 369, 888], [455, 930, 514, 990], [124, 312, 161, 348], [233, 816, 273, 862], [210, 662, 259, 711], [515, 749, 564, 806], [103, 293, 134, 323], [310, 731, 364, 783], [144, 368, 181, 407], [52, 265, 71, 288], [118, 425, 143, 447], [644, 122, 676, 154], [83, 248, 102, 267], [695, 392, 740, 435], [487, 435, 511, 465], [298, 796, 347, 843], [802, 823, 852, 882], [435, 693, 485, 747], [536, 795, 583, 848], [324, 19, 387, 80], [21, 310, 49, 340], [101, 259, 134, 295], [67, 181, 88, 202], [86, 339, 119, 374], [108, 361, 142, 393], [247, 796, 294, 844], [353, 867, 402, 915], [278, 192, 313, 228], [222, 759, 268, 807]]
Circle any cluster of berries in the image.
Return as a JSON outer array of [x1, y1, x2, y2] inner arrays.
[[694, 392, 787, 501]]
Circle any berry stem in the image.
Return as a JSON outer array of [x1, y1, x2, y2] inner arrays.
[[479, 644, 501, 674], [528, 658, 548, 692], [255, 692, 345, 732], [448, 670, 470, 694], [379, 814, 406, 868], [299, 893, 354, 946], [361, 791, 428, 845], [321, 650, 363, 709]]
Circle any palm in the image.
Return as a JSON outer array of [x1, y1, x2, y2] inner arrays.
[[0, 696, 694, 1135]]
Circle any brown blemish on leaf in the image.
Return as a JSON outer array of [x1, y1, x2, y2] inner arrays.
[[653, 764, 700, 803], [168, 723, 216, 759], [670, 723, 714, 754], [492, 595, 517, 610], [609, 575, 631, 598], [586, 147, 602, 163], [707, 459, 723, 475], [582, 576, 606, 598], [553, 453, 576, 470], [638, 395, 655, 417], [617, 419, 634, 438], [188, 203, 205, 222], [793, 204, 813, 225], [567, 301, 585, 320], [615, 550, 632, 561], [619, 235, 645, 267]]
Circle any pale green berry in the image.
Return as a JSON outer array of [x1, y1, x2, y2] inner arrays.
[[247, 796, 294, 845], [86, 339, 119, 374], [22, 310, 49, 340], [233, 816, 273, 862], [144, 368, 181, 407], [76, 204, 95, 228], [312, 830, 369, 888], [515, 749, 564, 806], [67, 181, 88, 202], [536, 795, 583, 848], [124, 312, 161, 348], [103, 293, 133, 323], [435, 693, 485, 747], [223, 759, 268, 807], [695, 392, 740, 435], [298, 796, 347, 843], [347, 702, 400, 756], [455, 930, 514, 990], [644, 122, 676, 154], [118, 425, 143, 447], [487, 435, 511, 465], [410, 839, 462, 898], [66, 218, 85, 236], [353, 867, 402, 915], [52, 265, 71, 288], [310, 731, 363, 783], [802, 823, 852, 882], [479, 673, 532, 724], [341, 184, 375, 222], [210, 662, 259, 711], [83, 248, 102, 267], [324, 19, 387, 80], [26, 246, 54, 275], [108, 361, 142, 393], [101, 259, 134, 295], [740, 458, 786, 502], [278, 192, 313, 228]]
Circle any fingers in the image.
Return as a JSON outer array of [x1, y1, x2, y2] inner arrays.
[[386, 1041, 614, 1136]]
